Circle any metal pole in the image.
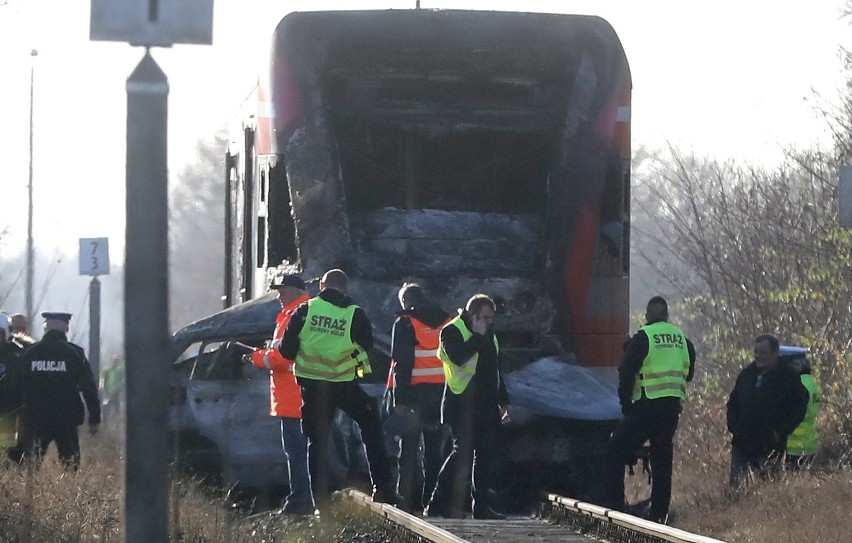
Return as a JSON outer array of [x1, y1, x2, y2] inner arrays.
[[89, 276, 101, 382], [223, 154, 233, 308], [25, 49, 37, 328], [124, 49, 170, 542]]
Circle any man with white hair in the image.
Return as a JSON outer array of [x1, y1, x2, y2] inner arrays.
[[13, 312, 100, 470]]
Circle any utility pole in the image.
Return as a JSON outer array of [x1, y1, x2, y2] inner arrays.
[[90, 1, 213, 539], [125, 51, 170, 541], [25, 48, 37, 328]]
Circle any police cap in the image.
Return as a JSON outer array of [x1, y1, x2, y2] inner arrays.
[[41, 312, 72, 323]]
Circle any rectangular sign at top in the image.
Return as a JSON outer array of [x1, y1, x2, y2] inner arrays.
[[90, 0, 214, 47], [80, 237, 110, 276]]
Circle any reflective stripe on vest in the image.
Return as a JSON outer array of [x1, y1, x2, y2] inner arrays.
[[632, 322, 690, 401], [295, 297, 370, 382], [409, 316, 449, 385], [787, 373, 820, 456], [438, 315, 499, 394]]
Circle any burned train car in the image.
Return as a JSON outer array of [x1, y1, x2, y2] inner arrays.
[[223, 9, 631, 500]]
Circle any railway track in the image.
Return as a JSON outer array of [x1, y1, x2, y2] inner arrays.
[[341, 489, 727, 543]]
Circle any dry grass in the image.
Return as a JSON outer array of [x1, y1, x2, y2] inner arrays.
[[3, 413, 851, 542], [0, 429, 392, 543], [0, 433, 122, 542], [614, 395, 852, 543], [674, 469, 852, 543]]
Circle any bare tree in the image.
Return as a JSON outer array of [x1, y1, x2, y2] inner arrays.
[[169, 129, 228, 328], [632, 46, 852, 457]]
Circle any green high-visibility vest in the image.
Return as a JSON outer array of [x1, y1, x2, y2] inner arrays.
[[632, 322, 690, 401], [438, 315, 499, 395], [103, 364, 124, 396], [295, 297, 371, 382], [787, 373, 820, 456]]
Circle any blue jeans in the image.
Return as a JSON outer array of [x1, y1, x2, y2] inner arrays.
[[281, 417, 315, 512]]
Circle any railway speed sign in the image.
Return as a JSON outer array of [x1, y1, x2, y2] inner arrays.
[[79, 237, 110, 276]]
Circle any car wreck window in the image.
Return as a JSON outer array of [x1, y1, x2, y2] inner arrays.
[[191, 339, 268, 381], [194, 342, 239, 381]]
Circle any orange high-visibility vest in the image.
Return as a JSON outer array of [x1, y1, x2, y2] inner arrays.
[[387, 316, 449, 388], [250, 293, 310, 418], [408, 317, 449, 385]]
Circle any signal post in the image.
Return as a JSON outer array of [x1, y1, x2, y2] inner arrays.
[[89, 2, 212, 541]]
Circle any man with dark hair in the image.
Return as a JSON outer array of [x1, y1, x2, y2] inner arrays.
[[601, 296, 695, 524], [14, 312, 100, 470], [727, 334, 808, 486], [387, 282, 451, 513], [428, 293, 509, 520], [278, 269, 404, 508]]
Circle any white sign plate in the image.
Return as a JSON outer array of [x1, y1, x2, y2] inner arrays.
[[80, 238, 110, 276], [90, 0, 214, 46]]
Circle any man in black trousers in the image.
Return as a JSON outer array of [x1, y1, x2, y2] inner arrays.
[[601, 296, 695, 524], [428, 294, 508, 520]]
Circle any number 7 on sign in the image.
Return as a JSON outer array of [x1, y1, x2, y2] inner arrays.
[[79, 237, 110, 276]]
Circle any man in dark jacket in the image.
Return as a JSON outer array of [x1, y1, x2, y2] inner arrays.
[[428, 294, 509, 520], [726, 334, 808, 486], [601, 296, 695, 524], [387, 283, 452, 513], [0, 314, 25, 452], [278, 269, 404, 509], [14, 312, 100, 470]]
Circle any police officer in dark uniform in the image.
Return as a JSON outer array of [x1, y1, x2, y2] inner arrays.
[[14, 312, 100, 470]]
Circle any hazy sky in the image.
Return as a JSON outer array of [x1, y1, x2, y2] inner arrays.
[[0, 0, 850, 325]]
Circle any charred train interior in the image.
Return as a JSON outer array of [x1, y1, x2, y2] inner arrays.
[[225, 10, 631, 372]]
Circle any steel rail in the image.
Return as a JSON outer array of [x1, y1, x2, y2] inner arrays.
[[339, 489, 726, 543], [547, 494, 727, 543], [340, 489, 469, 543]]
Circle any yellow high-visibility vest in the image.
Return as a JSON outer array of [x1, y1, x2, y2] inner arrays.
[[787, 373, 820, 456], [438, 315, 499, 395], [295, 297, 370, 382], [631, 321, 690, 401]]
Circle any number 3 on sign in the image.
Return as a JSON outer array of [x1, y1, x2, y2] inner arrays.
[[79, 237, 110, 276]]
